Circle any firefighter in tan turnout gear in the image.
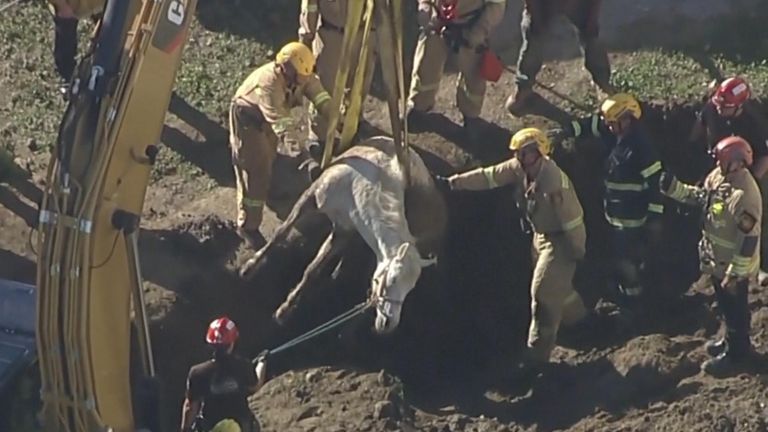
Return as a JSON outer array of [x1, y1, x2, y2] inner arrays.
[[436, 128, 588, 370], [229, 42, 333, 248], [407, 0, 507, 141], [299, 0, 377, 159], [661, 136, 762, 376]]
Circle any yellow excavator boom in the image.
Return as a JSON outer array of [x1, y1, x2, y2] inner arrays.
[[36, 0, 197, 430]]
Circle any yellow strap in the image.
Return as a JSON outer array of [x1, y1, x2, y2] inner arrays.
[[321, 0, 366, 168], [640, 161, 662, 178], [339, 0, 375, 152], [648, 203, 664, 214]]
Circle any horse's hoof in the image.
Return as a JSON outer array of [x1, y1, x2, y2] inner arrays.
[[273, 304, 292, 325], [239, 256, 260, 280]]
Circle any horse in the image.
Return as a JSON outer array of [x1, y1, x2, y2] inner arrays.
[[240, 136, 447, 334]]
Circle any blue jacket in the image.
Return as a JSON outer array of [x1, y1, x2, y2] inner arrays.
[[569, 114, 665, 229]]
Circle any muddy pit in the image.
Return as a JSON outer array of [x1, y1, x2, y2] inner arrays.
[[139, 101, 735, 431], [5, 101, 768, 432]]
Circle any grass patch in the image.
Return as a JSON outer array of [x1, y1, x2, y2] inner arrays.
[[611, 49, 768, 103]]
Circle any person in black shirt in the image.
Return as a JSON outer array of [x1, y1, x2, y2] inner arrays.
[[180, 317, 266, 432], [689, 76, 768, 284]]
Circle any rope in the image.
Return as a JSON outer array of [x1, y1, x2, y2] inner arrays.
[[260, 300, 373, 358]]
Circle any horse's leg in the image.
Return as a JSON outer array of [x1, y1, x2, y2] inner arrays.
[[240, 187, 328, 280], [274, 229, 352, 324]]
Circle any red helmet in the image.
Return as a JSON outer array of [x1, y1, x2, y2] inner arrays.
[[206, 317, 239, 346], [714, 136, 753, 167], [711, 77, 751, 109]]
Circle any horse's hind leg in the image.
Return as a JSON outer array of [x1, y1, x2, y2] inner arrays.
[[274, 229, 352, 325], [240, 188, 328, 281]]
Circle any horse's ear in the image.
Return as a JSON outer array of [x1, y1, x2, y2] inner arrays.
[[396, 242, 410, 260], [419, 254, 438, 267]]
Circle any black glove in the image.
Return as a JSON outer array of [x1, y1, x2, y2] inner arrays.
[[433, 175, 452, 193], [659, 171, 676, 192]]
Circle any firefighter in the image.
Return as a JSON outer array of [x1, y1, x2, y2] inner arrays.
[[660, 136, 761, 375], [229, 42, 333, 249], [180, 317, 268, 432], [407, 0, 507, 141], [299, 0, 377, 159], [506, 0, 613, 116], [688, 77, 768, 285], [556, 93, 664, 319], [436, 128, 588, 370], [46, 0, 104, 97]]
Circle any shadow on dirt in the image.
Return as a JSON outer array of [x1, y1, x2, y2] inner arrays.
[[195, 0, 297, 44]]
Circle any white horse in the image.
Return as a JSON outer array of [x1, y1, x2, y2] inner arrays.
[[240, 136, 446, 334]]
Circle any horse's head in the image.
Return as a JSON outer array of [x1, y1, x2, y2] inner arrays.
[[370, 242, 437, 334]]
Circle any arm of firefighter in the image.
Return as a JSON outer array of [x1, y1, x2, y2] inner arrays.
[[256, 76, 296, 139], [551, 174, 586, 260], [448, 158, 523, 190], [726, 193, 761, 279], [567, 114, 605, 140], [659, 172, 702, 205], [299, 0, 319, 45], [180, 374, 203, 432], [641, 157, 665, 221], [303, 75, 333, 120], [464, 0, 507, 48]]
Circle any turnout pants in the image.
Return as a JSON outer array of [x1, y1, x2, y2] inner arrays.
[[711, 276, 751, 359], [407, 31, 486, 118], [309, 24, 376, 143], [527, 233, 587, 362], [515, 1, 611, 91], [229, 101, 278, 232]]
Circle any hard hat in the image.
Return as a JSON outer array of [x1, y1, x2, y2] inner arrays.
[[600, 93, 642, 122], [210, 419, 242, 432], [712, 77, 751, 109], [206, 317, 239, 346], [275, 42, 315, 76], [509, 127, 551, 155], [714, 135, 753, 167]]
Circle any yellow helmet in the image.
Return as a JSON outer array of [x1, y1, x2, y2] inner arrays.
[[509, 127, 552, 155], [275, 42, 315, 76], [600, 93, 642, 122], [210, 419, 242, 432]]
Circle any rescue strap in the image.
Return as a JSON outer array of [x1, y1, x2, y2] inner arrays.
[[256, 299, 373, 359]]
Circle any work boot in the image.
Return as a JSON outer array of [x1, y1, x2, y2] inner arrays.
[[594, 80, 616, 99], [701, 352, 750, 377], [237, 227, 266, 250], [705, 338, 727, 357], [506, 87, 538, 117]]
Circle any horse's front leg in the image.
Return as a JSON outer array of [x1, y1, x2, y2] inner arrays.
[[274, 229, 351, 324]]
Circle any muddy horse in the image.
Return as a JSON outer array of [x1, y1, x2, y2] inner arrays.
[[240, 136, 447, 333]]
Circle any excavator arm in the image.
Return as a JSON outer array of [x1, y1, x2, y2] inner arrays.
[[35, 0, 197, 430]]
